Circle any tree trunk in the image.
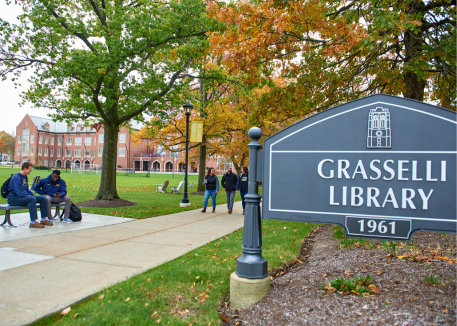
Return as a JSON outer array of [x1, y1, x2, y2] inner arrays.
[[197, 136, 207, 192], [403, 28, 426, 101], [232, 159, 242, 176], [96, 121, 120, 200]]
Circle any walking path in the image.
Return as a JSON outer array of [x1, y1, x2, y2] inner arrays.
[[0, 202, 244, 326]]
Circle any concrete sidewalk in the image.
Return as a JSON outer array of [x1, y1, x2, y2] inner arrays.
[[0, 202, 244, 326]]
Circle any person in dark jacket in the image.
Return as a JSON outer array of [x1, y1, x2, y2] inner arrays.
[[236, 166, 249, 215], [7, 162, 49, 228], [221, 166, 238, 214], [33, 170, 72, 223], [201, 167, 219, 213]]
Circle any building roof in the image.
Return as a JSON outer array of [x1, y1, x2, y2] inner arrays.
[[28, 115, 143, 133]]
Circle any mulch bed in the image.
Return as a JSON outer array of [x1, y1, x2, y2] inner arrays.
[[75, 199, 138, 208], [220, 225, 456, 325]]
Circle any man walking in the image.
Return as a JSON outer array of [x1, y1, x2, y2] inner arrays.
[[6, 162, 50, 228], [221, 166, 238, 214], [33, 170, 73, 223]]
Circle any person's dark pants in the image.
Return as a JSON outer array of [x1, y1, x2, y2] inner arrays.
[[226, 190, 236, 210], [7, 196, 49, 222], [240, 190, 247, 210]]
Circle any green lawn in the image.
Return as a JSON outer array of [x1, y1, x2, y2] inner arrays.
[[0, 166, 316, 325], [0, 167, 240, 218]]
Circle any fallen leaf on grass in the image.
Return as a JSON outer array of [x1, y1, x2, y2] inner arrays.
[[351, 290, 360, 295], [219, 314, 228, 322], [125, 298, 130, 302], [151, 312, 157, 318], [156, 319, 161, 323], [73, 313, 79, 318], [199, 291, 209, 302], [61, 307, 72, 316], [98, 295, 104, 300], [147, 278, 151, 282], [177, 310, 186, 316]]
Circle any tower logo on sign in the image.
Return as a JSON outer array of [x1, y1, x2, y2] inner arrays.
[[367, 107, 391, 148]]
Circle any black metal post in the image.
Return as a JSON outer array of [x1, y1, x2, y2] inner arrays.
[[181, 103, 192, 206], [236, 127, 267, 279]]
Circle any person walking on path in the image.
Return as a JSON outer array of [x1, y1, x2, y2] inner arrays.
[[6, 162, 50, 228], [33, 169, 73, 223], [221, 166, 238, 214], [236, 166, 249, 215], [201, 167, 219, 213]]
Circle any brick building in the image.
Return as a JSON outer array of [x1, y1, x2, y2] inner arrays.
[[15, 114, 217, 173]]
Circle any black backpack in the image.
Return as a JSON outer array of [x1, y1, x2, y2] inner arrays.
[[60, 202, 82, 222], [1, 174, 13, 198]]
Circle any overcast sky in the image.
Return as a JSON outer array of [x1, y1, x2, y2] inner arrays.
[[0, 1, 53, 135]]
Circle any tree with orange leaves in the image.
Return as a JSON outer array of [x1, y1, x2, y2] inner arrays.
[[208, 0, 456, 113], [0, 131, 15, 162]]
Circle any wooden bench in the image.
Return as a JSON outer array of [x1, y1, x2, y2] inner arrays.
[[0, 202, 66, 228]]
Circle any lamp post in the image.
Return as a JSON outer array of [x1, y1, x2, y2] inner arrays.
[[180, 103, 192, 207]]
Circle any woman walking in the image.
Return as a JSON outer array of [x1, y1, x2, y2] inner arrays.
[[201, 167, 219, 213], [236, 166, 249, 215]]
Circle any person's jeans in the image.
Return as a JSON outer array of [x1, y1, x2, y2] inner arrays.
[[7, 195, 48, 222], [240, 190, 247, 210], [226, 190, 236, 210], [45, 195, 71, 219], [204, 190, 217, 208]]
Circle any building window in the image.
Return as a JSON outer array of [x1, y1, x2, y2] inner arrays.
[[31, 135, 34, 143], [39, 148, 42, 156], [18, 135, 21, 143], [98, 147, 103, 157], [66, 137, 72, 144], [58, 137, 62, 145], [57, 149, 61, 157], [44, 148, 48, 156], [85, 149, 91, 157], [51, 137, 54, 145], [67, 126, 72, 132], [39, 135, 42, 144], [44, 160, 48, 166], [119, 134, 126, 143], [45, 136, 48, 145], [86, 126, 91, 131], [17, 148, 21, 155], [50, 149, 54, 157], [119, 148, 125, 157], [85, 137, 92, 145], [75, 149, 81, 157], [30, 147, 34, 155], [49, 160, 53, 167], [75, 137, 82, 145], [66, 149, 71, 157], [99, 134, 104, 143]]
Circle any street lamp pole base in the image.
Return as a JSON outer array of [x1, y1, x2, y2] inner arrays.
[[180, 202, 191, 207]]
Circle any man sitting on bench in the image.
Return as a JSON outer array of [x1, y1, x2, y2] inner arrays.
[[34, 169, 72, 224], [6, 162, 50, 228]]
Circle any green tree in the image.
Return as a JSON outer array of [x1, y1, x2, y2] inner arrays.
[[1, 0, 218, 199]]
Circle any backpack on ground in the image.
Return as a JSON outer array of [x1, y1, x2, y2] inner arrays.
[[1, 174, 14, 199], [60, 202, 82, 222]]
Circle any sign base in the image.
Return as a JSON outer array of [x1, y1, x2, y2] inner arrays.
[[230, 272, 270, 310]]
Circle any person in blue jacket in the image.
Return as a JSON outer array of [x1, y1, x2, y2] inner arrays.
[[7, 162, 49, 228], [34, 170, 72, 223], [236, 166, 249, 215]]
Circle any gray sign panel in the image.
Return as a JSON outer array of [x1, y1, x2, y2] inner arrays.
[[262, 94, 456, 240]]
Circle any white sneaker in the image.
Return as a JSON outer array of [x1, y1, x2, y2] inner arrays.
[[62, 218, 73, 223]]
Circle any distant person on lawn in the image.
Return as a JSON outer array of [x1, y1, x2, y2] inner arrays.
[[236, 166, 249, 215], [201, 167, 219, 213], [6, 162, 50, 228], [221, 166, 238, 214], [33, 169, 73, 223]]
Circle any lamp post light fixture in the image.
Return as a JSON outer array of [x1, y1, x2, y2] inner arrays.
[[180, 103, 192, 207]]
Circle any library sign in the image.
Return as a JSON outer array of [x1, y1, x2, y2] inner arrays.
[[262, 94, 456, 240]]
